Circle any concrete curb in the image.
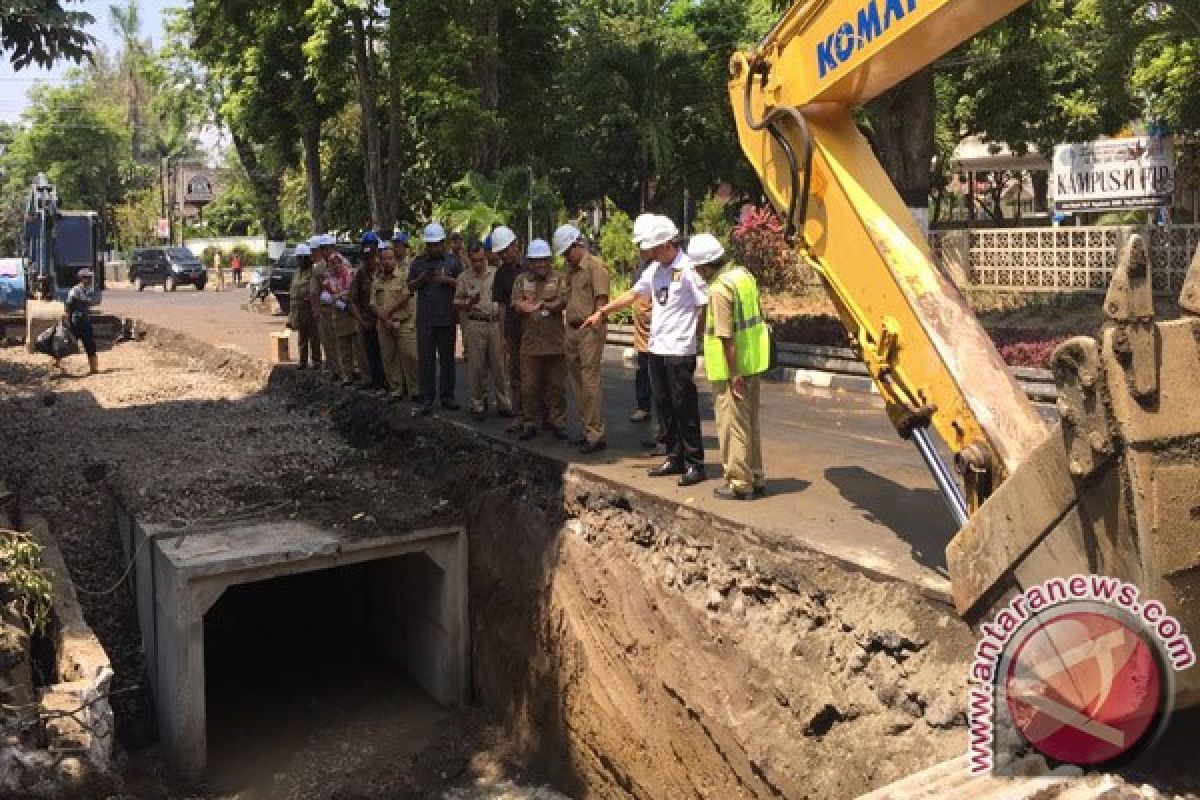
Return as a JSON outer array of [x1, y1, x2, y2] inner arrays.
[[604, 329, 1058, 403]]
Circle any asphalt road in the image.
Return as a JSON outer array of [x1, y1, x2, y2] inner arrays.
[[97, 284, 973, 596]]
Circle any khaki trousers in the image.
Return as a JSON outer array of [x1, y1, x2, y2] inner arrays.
[[318, 311, 337, 374], [297, 318, 322, 367], [565, 326, 606, 442], [463, 319, 511, 413], [377, 320, 418, 398], [713, 375, 765, 493], [521, 353, 566, 431]]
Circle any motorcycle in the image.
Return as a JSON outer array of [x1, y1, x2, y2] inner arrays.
[[247, 267, 271, 307]]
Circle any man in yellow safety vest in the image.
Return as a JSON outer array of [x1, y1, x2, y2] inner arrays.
[[688, 233, 771, 500]]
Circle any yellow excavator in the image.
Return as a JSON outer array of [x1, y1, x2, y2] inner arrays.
[[728, 0, 1200, 703]]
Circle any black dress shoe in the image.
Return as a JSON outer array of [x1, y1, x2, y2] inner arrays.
[[648, 460, 685, 477], [413, 405, 433, 417], [497, 409, 515, 418], [441, 399, 461, 411], [753, 485, 767, 498], [677, 466, 706, 487], [569, 434, 588, 446], [518, 427, 537, 441], [578, 440, 606, 455], [550, 428, 569, 440], [714, 485, 752, 501]]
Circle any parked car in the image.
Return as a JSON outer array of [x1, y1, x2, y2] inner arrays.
[[269, 243, 365, 315], [268, 248, 297, 314], [128, 247, 207, 292]]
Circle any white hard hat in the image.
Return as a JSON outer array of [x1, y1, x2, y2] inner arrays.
[[639, 215, 679, 249], [423, 222, 447, 243], [686, 233, 725, 266], [294, 243, 311, 257], [552, 224, 581, 256], [631, 213, 656, 245], [310, 233, 336, 248], [490, 225, 517, 253], [527, 238, 552, 259]]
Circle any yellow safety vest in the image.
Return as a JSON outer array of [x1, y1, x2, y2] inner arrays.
[[704, 266, 770, 381]]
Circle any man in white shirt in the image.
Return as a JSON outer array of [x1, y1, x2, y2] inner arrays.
[[583, 215, 708, 486]]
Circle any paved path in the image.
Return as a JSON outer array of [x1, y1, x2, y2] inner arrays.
[[98, 285, 965, 597]]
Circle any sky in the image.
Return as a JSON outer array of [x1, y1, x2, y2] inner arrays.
[[0, 0, 177, 124]]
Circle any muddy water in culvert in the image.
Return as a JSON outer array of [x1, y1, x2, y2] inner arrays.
[[205, 637, 448, 798]]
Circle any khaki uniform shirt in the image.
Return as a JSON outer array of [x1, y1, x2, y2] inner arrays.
[[513, 271, 565, 356], [708, 273, 736, 341], [563, 252, 610, 328], [371, 273, 415, 328], [289, 267, 315, 325], [455, 266, 500, 322]]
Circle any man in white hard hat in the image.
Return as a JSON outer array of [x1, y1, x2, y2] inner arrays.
[[455, 240, 511, 419], [689, 233, 770, 500], [555, 224, 609, 454], [511, 238, 568, 440], [407, 221, 463, 414], [489, 225, 525, 430], [308, 233, 340, 379], [584, 215, 708, 486], [286, 243, 322, 370], [630, 213, 665, 453]]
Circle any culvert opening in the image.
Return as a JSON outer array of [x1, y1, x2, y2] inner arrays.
[[203, 555, 451, 793]]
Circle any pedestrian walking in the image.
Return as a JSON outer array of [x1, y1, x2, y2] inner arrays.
[[489, 225, 525, 431], [407, 222, 462, 414], [372, 245, 419, 402], [64, 269, 99, 374], [455, 241, 511, 419], [230, 252, 243, 288], [350, 231, 387, 391], [688, 234, 770, 500], [287, 243, 323, 370], [584, 215, 707, 486], [213, 250, 225, 292], [554, 224, 609, 454], [512, 238, 567, 441]]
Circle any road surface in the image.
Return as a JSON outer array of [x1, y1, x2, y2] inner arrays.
[[97, 284, 1000, 597]]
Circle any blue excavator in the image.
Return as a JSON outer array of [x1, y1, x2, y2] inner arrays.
[[0, 173, 114, 344]]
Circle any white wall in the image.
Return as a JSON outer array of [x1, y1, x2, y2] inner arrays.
[[183, 236, 268, 256]]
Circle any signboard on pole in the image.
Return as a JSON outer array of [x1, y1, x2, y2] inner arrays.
[[155, 218, 170, 239], [1052, 136, 1174, 212]]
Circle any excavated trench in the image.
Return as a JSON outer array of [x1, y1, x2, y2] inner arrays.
[[1, 329, 1000, 798]]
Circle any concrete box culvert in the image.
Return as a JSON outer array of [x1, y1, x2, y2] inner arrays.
[[114, 500, 468, 781]]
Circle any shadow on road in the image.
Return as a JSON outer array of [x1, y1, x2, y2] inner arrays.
[[824, 465, 954, 575]]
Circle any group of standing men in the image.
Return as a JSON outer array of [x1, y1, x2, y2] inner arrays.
[[283, 211, 770, 501]]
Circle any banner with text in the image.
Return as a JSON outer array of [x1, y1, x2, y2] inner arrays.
[[1053, 136, 1174, 212]]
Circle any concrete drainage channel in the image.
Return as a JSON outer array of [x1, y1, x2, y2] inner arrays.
[[112, 501, 468, 780], [2, 323, 1194, 799]]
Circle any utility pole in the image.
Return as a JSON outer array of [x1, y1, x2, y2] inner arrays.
[[527, 165, 534, 245]]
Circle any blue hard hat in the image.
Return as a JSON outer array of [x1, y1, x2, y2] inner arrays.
[[483, 233, 493, 251], [392, 230, 410, 244]]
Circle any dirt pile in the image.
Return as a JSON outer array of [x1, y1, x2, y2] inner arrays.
[[1, 334, 980, 799]]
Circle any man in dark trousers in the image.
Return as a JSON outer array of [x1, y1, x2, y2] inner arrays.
[[583, 215, 708, 487], [407, 222, 462, 415]]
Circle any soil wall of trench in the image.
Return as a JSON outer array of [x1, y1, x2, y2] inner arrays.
[[270, 360, 978, 799], [3, 325, 979, 799]]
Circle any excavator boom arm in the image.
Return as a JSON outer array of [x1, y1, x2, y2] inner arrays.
[[728, 0, 1045, 511]]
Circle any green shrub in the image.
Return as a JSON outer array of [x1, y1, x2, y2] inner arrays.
[[693, 191, 733, 250], [599, 210, 638, 274]]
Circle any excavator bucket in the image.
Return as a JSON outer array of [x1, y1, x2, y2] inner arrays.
[[947, 235, 1200, 704]]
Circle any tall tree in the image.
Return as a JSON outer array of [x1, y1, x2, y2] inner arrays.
[[108, 1, 146, 161], [0, 0, 94, 70]]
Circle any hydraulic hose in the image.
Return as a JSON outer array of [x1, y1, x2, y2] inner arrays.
[[741, 68, 814, 244]]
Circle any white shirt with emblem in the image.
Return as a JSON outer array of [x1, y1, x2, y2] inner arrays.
[[632, 249, 708, 356]]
